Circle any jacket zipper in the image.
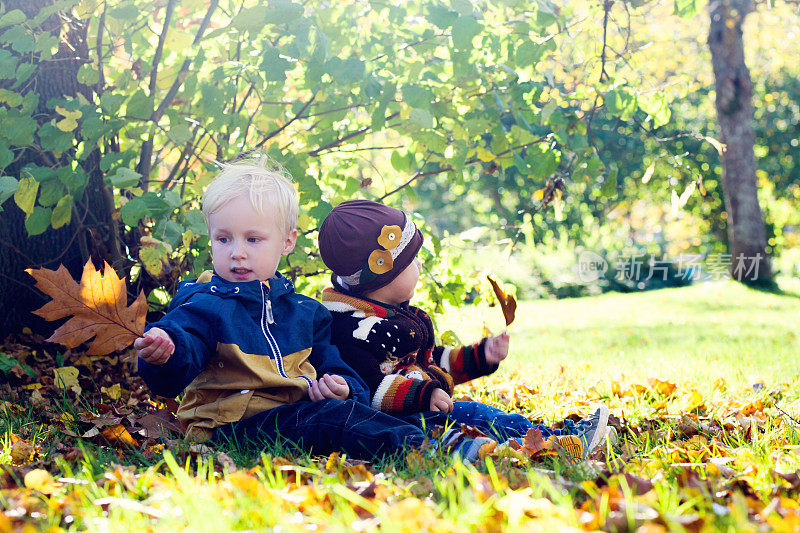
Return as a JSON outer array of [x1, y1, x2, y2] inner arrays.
[[259, 284, 312, 387]]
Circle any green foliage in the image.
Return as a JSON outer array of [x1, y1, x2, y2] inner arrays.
[[0, 0, 648, 305], [0, 0, 795, 310]]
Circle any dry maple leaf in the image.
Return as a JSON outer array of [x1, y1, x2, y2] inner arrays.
[[26, 260, 147, 355], [487, 275, 517, 327]]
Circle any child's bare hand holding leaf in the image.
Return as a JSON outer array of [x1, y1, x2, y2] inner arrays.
[[309, 373, 350, 401], [485, 332, 509, 365], [134, 327, 175, 365]]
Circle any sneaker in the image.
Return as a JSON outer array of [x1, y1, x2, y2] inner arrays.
[[454, 437, 496, 464], [554, 434, 583, 461], [434, 428, 496, 464], [573, 404, 610, 460]]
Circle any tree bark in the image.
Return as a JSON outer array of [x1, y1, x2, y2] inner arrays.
[[0, 1, 122, 338], [707, 0, 772, 285]]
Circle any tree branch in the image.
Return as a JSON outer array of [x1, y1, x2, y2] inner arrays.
[[95, 1, 106, 93], [135, 0, 220, 185], [600, 0, 614, 82], [149, 0, 177, 99], [253, 92, 317, 150], [309, 112, 400, 157]]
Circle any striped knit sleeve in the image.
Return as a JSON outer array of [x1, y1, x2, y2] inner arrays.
[[371, 374, 440, 413], [423, 365, 455, 395], [433, 338, 499, 385]]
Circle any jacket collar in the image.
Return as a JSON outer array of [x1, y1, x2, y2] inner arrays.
[[320, 287, 409, 316], [210, 270, 294, 295], [175, 270, 295, 303]]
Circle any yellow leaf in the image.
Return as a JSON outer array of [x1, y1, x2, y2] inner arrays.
[[533, 189, 545, 201], [56, 117, 79, 132], [164, 28, 194, 51], [74, 0, 99, 18], [226, 471, 260, 498], [679, 181, 696, 206], [139, 238, 172, 278], [474, 146, 496, 162], [553, 189, 564, 221], [181, 229, 198, 250], [53, 366, 81, 395], [704, 135, 726, 156], [101, 424, 139, 448], [55, 106, 82, 132], [24, 469, 60, 494], [13, 175, 38, 215], [648, 377, 676, 396], [684, 388, 705, 411], [101, 383, 122, 400], [641, 161, 656, 184], [487, 275, 517, 327], [55, 105, 82, 121]]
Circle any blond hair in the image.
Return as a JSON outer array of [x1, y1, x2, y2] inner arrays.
[[202, 155, 298, 236]]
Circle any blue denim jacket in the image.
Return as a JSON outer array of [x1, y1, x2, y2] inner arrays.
[[138, 270, 369, 441]]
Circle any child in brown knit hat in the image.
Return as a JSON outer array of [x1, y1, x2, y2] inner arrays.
[[318, 199, 616, 460]]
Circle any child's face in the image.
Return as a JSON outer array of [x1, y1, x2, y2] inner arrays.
[[208, 195, 297, 283], [365, 257, 420, 306]]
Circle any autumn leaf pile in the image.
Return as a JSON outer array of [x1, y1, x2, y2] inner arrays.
[[3, 265, 800, 530], [4, 336, 800, 532]]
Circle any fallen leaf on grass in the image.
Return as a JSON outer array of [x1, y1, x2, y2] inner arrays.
[[101, 424, 139, 448], [521, 428, 559, 458], [648, 377, 677, 396], [772, 470, 800, 493], [93, 496, 163, 518], [24, 469, 60, 494], [683, 389, 706, 411], [27, 260, 147, 355], [101, 383, 122, 400], [53, 366, 81, 395], [10, 439, 35, 465], [131, 409, 181, 438], [225, 471, 261, 498], [216, 452, 237, 473]]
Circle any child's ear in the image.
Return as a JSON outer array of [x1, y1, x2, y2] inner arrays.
[[282, 228, 298, 256]]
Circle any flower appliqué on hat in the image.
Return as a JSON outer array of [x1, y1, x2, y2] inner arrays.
[[377, 225, 402, 250], [368, 249, 393, 274]]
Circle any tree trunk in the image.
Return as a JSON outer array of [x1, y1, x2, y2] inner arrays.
[[0, 1, 122, 339], [707, 0, 772, 286]]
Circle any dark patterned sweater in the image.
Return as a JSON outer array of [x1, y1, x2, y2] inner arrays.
[[320, 288, 499, 413]]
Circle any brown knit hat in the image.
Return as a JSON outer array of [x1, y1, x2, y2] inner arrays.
[[318, 200, 423, 293]]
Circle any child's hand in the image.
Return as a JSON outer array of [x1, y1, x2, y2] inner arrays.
[[134, 327, 175, 365], [429, 388, 453, 413], [485, 332, 509, 365], [309, 373, 350, 401]]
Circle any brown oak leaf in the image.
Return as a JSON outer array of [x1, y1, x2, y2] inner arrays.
[[487, 275, 517, 326], [26, 260, 146, 355]]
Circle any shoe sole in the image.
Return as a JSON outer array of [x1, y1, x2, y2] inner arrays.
[[558, 435, 583, 461], [584, 404, 610, 459]]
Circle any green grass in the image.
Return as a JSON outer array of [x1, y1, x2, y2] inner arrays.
[[439, 281, 800, 386], [4, 280, 800, 531]]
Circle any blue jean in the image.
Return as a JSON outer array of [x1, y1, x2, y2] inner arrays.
[[213, 398, 428, 460], [400, 401, 577, 442]]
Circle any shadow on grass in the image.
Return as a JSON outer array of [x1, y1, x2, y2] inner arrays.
[[741, 276, 800, 300]]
